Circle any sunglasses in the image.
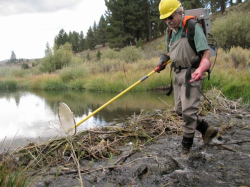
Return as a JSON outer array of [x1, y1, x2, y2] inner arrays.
[[164, 14, 174, 21]]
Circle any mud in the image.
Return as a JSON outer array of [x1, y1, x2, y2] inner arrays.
[[32, 109, 250, 187]]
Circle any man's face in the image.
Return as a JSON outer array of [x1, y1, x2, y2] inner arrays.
[[165, 11, 182, 29]]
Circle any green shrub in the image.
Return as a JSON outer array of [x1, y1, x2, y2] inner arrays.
[[39, 53, 56, 73], [211, 12, 250, 50], [39, 42, 73, 73], [86, 53, 91, 61], [136, 38, 144, 50], [120, 46, 142, 63], [229, 46, 249, 68], [59, 64, 89, 82], [102, 49, 120, 59], [97, 59, 123, 73], [41, 79, 67, 90], [96, 50, 101, 60], [21, 63, 29, 69]]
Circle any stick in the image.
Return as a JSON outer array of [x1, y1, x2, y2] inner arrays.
[[210, 140, 250, 146]]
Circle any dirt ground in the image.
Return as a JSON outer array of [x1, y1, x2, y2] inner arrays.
[[31, 108, 250, 187]]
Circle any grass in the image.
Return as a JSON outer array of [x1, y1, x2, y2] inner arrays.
[[0, 42, 250, 106], [0, 157, 30, 187]]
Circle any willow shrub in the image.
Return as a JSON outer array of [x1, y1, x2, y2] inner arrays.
[[39, 42, 73, 73], [102, 49, 120, 60], [211, 12, 250, 50], [120, 46, 143, 63], [59, 64, 89, 83], [102, 46, 143, 63], [40, 78, 67, 90]]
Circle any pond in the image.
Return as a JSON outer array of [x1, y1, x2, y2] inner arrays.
[[0, 90, 174, 152]]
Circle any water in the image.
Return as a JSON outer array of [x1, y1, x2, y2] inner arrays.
[[0, 90, 174, 152]]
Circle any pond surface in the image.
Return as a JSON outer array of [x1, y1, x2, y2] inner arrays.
[[0, 90, 174, 152]]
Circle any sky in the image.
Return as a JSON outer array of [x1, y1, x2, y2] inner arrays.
[[0, 0, 107, 61]]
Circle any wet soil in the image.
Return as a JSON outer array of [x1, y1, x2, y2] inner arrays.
[[32, 109, 250, 187]]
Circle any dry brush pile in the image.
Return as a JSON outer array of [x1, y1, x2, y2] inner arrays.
[[0, 88, 248, 181]]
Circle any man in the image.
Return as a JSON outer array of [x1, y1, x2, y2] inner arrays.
[[157, 0, 218, 156]]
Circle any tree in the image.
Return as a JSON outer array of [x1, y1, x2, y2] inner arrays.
[[79, 31, 85, 52], [68, 31, 80, 52], [45, 42, 52, 56], [104, 0, 164, 48], [86, 27, 95, 50], [93, 21, 98, 47], [54, 29, 68, 49], [10, 51, 17, 63], [97, 15, 108, 47]]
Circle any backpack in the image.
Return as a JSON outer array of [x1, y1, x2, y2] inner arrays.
[[168, 8, 216, 57]]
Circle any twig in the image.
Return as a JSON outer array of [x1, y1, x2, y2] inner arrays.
[[158, 97, 171, 107], [128, 176, 137, 187], [114, 150, 136, 165], [88, 130, 123, 134], [68, 138, 84, 187], [100, 165, 105, 174], [81, 156, 159, 175], [210, 140, 250, 146], [161, 180, 179, 187]]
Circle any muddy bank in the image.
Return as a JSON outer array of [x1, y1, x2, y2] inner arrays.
[[32, 114, 250, 187], [30, 91, 250, 187], [1, 89, 250, 187]]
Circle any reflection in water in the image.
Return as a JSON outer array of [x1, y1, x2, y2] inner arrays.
[[0, 90, 174, 151]]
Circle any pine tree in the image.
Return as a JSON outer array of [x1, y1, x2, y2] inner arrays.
[[10, 51, 17, 63], [69, 31, 80, 52], [45, 42, 52, 56], [86, 27, 95, 50], [54, 29, 68, 48], [97, 15, 108, 47], [79, 31, 85, 52], [96, 50, 101, 60], [93, 21, 98, 47]]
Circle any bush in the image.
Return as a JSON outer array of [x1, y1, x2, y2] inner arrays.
[[59, 64, 89, 82], [102, 49, 120, 60], [21, 63, 29, 69], [96, 50, 101, 60], [211, 12, 250, 50], [229, 46, 249, 68], [136, 38, 144, 50], [86, 53, 91, 61], [39, 42, 73, 73], [120, 46, 142, 63]]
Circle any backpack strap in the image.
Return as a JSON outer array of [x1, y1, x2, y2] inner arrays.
[[187, 19, 198, 55]]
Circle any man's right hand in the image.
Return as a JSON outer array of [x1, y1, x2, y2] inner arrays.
[[157, 54, 170, 73]]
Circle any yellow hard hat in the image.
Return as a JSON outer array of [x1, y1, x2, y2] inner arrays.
[[159, 0, 181, 19]]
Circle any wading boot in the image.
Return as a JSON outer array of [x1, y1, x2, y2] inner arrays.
[[181, 137, 193, 157], [196, 120, 218, 144]]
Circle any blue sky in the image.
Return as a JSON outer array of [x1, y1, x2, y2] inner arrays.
[[0, 0, 106, 60]]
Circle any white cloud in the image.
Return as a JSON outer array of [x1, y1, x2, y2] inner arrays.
[[0, 0, 82, 15], [0, 0, 106, 60]]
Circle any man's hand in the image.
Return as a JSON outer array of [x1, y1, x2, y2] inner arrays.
[[190, 57, 211, 82], [157, 54, 170, 73]]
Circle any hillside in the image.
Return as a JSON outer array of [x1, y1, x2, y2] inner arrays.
[[1, 1, 249, 68]]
